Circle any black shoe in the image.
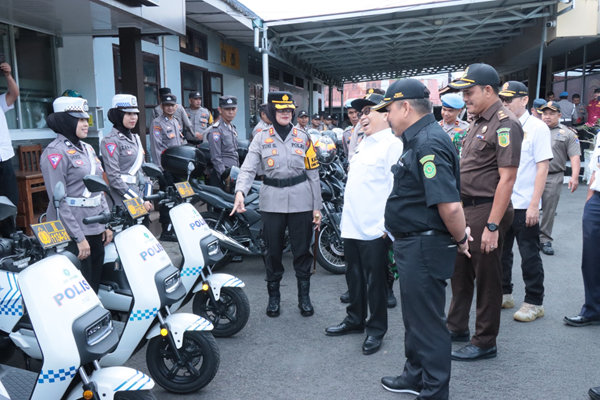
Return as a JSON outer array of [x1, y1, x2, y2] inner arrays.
[[387, 285, 397, 309], [340, 291, 350, 304], [450, 330, 470, 342], [325, 322, 365, 336], [266, 281, 280, 318], [564, 315, 600, 327], [451, 344, 497, 361], [159, 230, 177, 242], [362, 336, 382, 355], [297, 279, 314, 316], [589, 386, 600, 400], [381, 376, 421, 395], [541, 242, 554, 255]]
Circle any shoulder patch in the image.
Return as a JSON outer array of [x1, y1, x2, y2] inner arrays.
[[497, 127, 511, 147], [105, 143, 117, 157], [64, 140, 73, 147], [48, 154, 62, 169], [497, 110, 509, 121], [213, 133, 220, 141], [419, 154, 435, 165], [423, 161, 436, 179]]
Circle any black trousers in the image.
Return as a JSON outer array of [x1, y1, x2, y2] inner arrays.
[[501, 209, 545, 305], [343, 237, 388, 338], [579, 192, 600, 318], [66, 234, 105, 293], [158, 171, 174, 225], [261, 211, 313, 282], [395, 235, 455, 400], [0, 159, 18, 237]]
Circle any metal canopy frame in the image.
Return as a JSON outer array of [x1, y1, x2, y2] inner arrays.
[[264, 0, 558, 85]]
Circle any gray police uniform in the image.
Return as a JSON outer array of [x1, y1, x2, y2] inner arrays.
[[252, 119, 271, 141], [556, 99, 575, 125], [294, 123, 309, 134], [41, 134, 109, 241], [185, 106, 212, 144], [207, 120, 239, 185], [342, 125, 353, 156], [100, 127, 146, 207], [153, 104, 193, 135], [150, 115, 183, 170]]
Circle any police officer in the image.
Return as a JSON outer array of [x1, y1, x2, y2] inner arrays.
[[101, 94, 152, 211], [374, 79, 469, 399], [185, 91, 213, 145], [295, 110, 309, 133], [251, 103, 271, 141], [311, 113, 322, 130], [207, 96, 239, 188], [538, 101, 581, 256], [439, 93, 469, 137], [231, 91, 322, 318], [446, 63, 523, 361], [323, 115, 333, 130], [572, 94, 587, 126], [556, 91, 575, 126], [341, 99, 359, 158], [153, 87, 193, 139], [41, 96, 113, 293], [332, 114, 339, 128], [150, 93, 183, 241]]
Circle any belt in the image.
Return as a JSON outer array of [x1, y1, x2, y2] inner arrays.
[[461, 197, 494, 208], [66, 195, 102, 207], [121, 174, 137, 184], [392, 229, 447, 239], [263, 172, 307, 188], [548, 170, 564, 175]]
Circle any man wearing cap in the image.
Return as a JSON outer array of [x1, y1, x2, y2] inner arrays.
[[539, 101, 581, 256], [348, 88, 384, 160], [153, 87, 194, 140], [440, 94, 469, 157], [531, 99, 547, 120], [207, 96, 239, 188], [342, 100, 360, 159], [572, 94, 587, 126], [373, 80, 467, 399], [445, 63, 523, 362], [325, 92, 403, 355], [499, 81, 553, 322], [311, 113, 322, 131], [185, 91, 213, 145], [324, 115, 333, 131], [295, 110, 310, 133], [252, 103, 271, 141], [587, 88, 600, 126], [556, 91, 575, 126], [332, 114, 339, 128]]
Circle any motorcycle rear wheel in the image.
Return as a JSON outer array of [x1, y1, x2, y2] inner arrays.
[[316, 224, 346, 274]]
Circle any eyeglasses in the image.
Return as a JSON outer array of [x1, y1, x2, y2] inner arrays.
[[357, 108, 372, 118], [500, 97, 514, 104], [276, 109, 293, 114]]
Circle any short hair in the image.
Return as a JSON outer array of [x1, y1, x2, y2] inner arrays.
[[395, 98, 432, 115], [477, 85, 500, 95], [572, 94, 581, 99], [547, 91, 554, 96]]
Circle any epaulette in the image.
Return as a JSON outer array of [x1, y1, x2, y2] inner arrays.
[[497, 109, 509, 121], [212, 121, 220, 128]]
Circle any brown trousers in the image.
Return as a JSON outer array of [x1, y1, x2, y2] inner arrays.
[[447, 201, 514, 349]]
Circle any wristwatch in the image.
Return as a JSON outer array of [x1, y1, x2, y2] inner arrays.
[[452, 232, 469, 245], [486, 223, 499, 232]]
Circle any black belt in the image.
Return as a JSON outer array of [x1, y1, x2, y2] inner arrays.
[[461, 197, 494, 208], [263, 172, 307, 188], [548, 170, 564, 175], [392, 229, 447, 239]]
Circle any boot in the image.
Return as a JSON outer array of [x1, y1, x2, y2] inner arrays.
[[297, 279, 314, 317], [387, 278, 397, 309], [266, 281, 280, 317], [159, 224, 177, 242]]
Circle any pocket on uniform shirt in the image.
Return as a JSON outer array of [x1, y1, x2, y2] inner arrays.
[[290, 149, 305, 168], [521, 140, 532, 153], [262, 150, 279, 170], [473, 140, 490, 151]]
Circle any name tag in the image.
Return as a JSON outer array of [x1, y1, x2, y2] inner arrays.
[[31, 220, 71, 249]]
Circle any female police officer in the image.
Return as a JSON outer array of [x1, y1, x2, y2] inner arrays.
[[41, 96, 113, 293], [100, 94, 152, 212], [231, 91, 322, 317]]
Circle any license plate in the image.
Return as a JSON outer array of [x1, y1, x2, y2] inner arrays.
[[175, 181, 195, 199], [124, 197, 149, 219], [31, 220, 71, 249]]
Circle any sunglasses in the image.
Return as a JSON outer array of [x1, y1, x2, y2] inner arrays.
[[500, 97, 514, 104], [357, 108, 372, 118], [276, 109, 293, 114]]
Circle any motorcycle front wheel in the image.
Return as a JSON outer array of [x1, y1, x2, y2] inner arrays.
[[192, 287, 250, 337], [316, 223, 346, 274], [146, 331, 220, 394]]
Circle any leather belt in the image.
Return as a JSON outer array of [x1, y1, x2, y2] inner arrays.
[[392, 229, 446, 239], [66, 195, 102, 207], [548, 170, 564, 175], [263, 171, 307, 188], [461, 197, 494, 208]]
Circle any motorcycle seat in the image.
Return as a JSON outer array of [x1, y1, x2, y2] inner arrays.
[[200, 185, 237, 203]]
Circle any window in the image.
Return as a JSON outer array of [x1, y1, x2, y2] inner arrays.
[[180, 62, 206, 108], [295, 76, 304, 89], [283, 71, 294, 86], [209, 73, 223, 111], [248, 55, 262, 76], [179, 28, 208, 60], [269, 65, 279, 81]]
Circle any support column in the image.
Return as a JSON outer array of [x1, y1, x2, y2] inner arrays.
[[262, 26, 269, 103], [118, 27, 148, 158], [328, 84, 333, 115]]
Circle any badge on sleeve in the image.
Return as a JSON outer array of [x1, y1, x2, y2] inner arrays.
[[214, 133, 220, 141], [497, 127, 510, 147], [105, 143, 117, 157], [419, 155, 436, 179], [48, 154, 62, 169], [154, 126, 161, 137]]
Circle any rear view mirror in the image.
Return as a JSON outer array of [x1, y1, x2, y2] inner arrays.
[[53, 181, 66, 210], [0, 196, 17, 221], [142, 163, 163, 179], [83, 175, 110, 194]]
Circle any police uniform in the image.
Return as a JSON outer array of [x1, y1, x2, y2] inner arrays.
[[342, 125, 353, 156], [207, 96, 239, 187], [294, 109, 310, 134], [375, 80, 462, 399], [185, 91, 213, 145], [150, 94, 183, 169], [41, 97, 109, 292], [252, 119, 271, 141], [446, 64, 523, 356], [539, 102, 581, 249], [234, 91, 322, 318], [556, 93, 575, 126]]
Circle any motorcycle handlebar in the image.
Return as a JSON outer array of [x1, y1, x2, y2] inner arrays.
[[83, 212, 112, 225], [144, 192, 167, 202]]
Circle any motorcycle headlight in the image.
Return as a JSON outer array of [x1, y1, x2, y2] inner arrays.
[[207, 240, 220, 256], [85, 313, 113, 346], [164, 270, 181, 294]]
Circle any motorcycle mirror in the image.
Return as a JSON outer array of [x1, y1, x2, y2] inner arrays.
[[187, 161, 195, 181], [209, 228, 253, 256], [83, 175, 110, 194], [53, 181, 66, 209], [0, 196, 17, 221], [142, 163, 163, 179]]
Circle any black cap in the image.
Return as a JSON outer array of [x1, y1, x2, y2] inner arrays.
[[161, 94, 177, 105], [538, 100, 561, 112], [189, 91, 202, 99], [448, 63, 500, 89], [312, 113, 320, 119], [372, 79, 430, 111], [499, 81, 528, 98], [159, 87, 172, 97], [267, 91, 295, 109], [325, 115, 332, 120], [332, 115, 339, 120], [351, 93, 385, 112], [366, 88, 385, 95], [219, 96, 238, 108], [298, 110, 308, 117]]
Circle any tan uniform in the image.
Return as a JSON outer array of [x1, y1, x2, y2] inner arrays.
[[207, 120, 239, 177], [185, 106, 213, 144], [100, 127, 146, 207], [236, 127, 322, 213], [150, 115, 183, 170], [41, 134, 109, 242]]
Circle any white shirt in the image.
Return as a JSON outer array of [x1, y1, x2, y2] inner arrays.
[[340, 128, 403, 240], [589, 142, 600, 192], [511, 111, 553, 209], [0, 94, 15, 162]]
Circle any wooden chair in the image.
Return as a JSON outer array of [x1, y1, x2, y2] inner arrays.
[[16, 145, 47, 235]]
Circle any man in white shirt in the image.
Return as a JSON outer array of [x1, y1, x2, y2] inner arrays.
[[324, 92, 403, 356], [0, 61, 20, 236], [499, 81, 553, 322]]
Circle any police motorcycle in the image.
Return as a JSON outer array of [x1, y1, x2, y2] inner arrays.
[[140, 161, 251, 338], [80, 175, 220, 394], [0, 189, 157, 400]]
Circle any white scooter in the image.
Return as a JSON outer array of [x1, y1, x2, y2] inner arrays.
[[81, 176, 220, 394], [142, 163, 252, 337]]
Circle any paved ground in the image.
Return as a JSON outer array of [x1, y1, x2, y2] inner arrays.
[[4, 183, 597, 399]]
